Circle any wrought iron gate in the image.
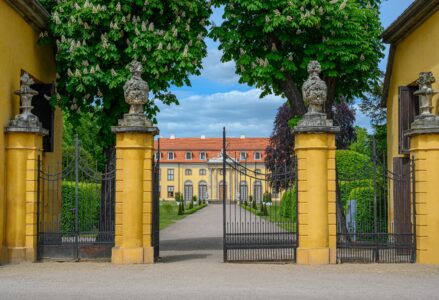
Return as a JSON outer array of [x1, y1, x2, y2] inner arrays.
[[222, 128, 298, 262], [152, 138, 160, 262], [37, 136, 115, 261], [336, 144, 416, 263]]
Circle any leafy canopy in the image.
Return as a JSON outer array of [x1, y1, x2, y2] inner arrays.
[[40, 0, 212, 147], [210, 0, 384, 115]]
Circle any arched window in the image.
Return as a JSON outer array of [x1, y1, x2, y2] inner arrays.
[[254, 180, 262, 203], [184, 180, 193, 201], [239, 181, 248, 201], [198, 180, 208, 200]]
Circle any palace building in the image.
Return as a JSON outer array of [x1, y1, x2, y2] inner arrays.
[[155, 136, 270, 202]]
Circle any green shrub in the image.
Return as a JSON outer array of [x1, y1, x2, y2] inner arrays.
[[61, 181, 100, 234], [336, 150, 374, 179], [192, 195, 197, 206], [189, 199, 194, 209], [338, 179, 373, 211], [262, 191, 272, 203], [259, 203, 268, 216], [251, 198, 257, 210], [280, 186, 297, 222]]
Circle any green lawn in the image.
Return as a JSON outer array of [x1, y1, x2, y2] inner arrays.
[[240, 203, 296, 232], [159, 201, 185, 230]]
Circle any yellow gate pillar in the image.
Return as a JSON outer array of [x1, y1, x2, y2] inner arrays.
[[407, 72, 439, 264], [293, 61, 339, 265], [111, 61, 159, 264], [4, 73, 47, 263]]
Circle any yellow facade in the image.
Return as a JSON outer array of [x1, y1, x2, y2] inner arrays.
[[385, 10, 439, 173], [0, 0, 61, 263], [295, 132, 337, 265], [159, 162, 270, 202]]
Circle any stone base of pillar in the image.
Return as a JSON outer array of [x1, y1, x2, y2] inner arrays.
[[6, 247, 35, 264], [112, 246, 155, 264], [297, 247, 330, 265]]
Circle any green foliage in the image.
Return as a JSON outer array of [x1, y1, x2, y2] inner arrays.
[[338, 179, 372, 210], [336, 150, 374, 178], [348, 186, 374, 231], [251, 197, 257, 210], [280, 186, 297, 222], [349, 127, 372, 157], [189, 198, 194, 209], [184, 203, 207, 215], [61, 181, 100, 234], [39, 0, 212, 149], [259, 203, 268, 216], [262, 191, 272, 203], [210, 0, 384, 114]]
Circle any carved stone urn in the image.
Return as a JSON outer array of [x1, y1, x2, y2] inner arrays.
[[414, 72, 437, 116], [302, 61, 327, 114], [7, 73, 44, 130], [118, 60, 152, 127]]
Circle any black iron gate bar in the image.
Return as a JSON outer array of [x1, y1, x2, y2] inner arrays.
[[222, 127, 298, 262], [336, 141, 416, 264], [37, 136, 115, 261]]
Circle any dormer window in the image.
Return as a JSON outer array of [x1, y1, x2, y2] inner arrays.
[[185, 152, 192, 160], [240, 152, 247, 160], [168, 152, 175, 160], [200, 152, 207, 160], [254, 152, 261, 160], [154, 152, 161, 160]]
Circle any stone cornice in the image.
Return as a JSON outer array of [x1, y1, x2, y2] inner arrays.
[[5, 0, 49, 32]]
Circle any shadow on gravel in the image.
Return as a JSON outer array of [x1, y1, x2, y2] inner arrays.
[[160, 237, 222, 251], [159, 253, 212, 263]]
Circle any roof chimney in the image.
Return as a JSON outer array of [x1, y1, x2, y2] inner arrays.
[[240, 135, 245, 139], [200, 135, 206, 139], [170, 134, 175, 139]]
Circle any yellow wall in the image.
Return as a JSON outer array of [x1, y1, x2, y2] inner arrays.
[[386, 11, 439, 168], [159, 163, 271, 202], [0, 0, 60, 263]]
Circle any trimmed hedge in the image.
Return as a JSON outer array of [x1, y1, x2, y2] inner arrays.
[[336, 150, 374, 179], [61, 181, 100, 234]]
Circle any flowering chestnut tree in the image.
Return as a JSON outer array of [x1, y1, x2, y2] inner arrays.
[[210, 0, 384, 117], [39, 0, 212, 146]]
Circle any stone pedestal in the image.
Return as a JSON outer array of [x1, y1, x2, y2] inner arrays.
[[4, 127, 46, 263], [407, 116, 439, 264], [294, 117, 339, 265], [111, 125, 158, 264]]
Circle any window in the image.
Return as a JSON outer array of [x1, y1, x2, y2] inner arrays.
[[167, 186, 174, 198], [219, 169, 224, 175], [185, 152, 192, 160], [154, 152, 160, 160], [167, 168, 174, 181], [199, 169, 206, 176], [168, 152, 175, 160], [254, 152, 261, 160], [185, 169, 192, 176], [200, 152, 207, 160], [398, 86, 418, 154], [184, 180, 193, 201], [198, 181, 208, 200], [240, 152, 247, 160]]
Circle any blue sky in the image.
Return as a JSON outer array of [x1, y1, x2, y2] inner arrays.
[[156, 0, 415, 138]]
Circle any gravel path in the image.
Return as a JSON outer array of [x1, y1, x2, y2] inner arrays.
[[1, 204, 439, 299]]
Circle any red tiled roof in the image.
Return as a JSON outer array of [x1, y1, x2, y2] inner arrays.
[[154, 137, 269, 163]]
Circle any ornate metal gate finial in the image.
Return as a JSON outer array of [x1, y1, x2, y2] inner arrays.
[[414, 72, 437, 116], [302, 61, 327, 114]]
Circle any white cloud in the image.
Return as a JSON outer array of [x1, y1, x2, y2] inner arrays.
[[156, 89, 285, 138], [200, 48, 239, 84]]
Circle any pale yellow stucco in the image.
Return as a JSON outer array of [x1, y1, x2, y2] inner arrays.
[[0, 0, 61, 264], [386, 11, 439, 169], [295, 132, 337, 265]]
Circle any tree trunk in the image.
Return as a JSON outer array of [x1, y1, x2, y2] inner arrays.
[[279, 73, 307, 117]]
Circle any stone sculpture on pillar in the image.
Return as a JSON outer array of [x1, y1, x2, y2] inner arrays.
[[116, 60, 153, 128], [410, 72, 439, 130], [295, 61, 338, 131], [6, 73, 47, 134]]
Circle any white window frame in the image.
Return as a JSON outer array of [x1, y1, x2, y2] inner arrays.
[[199, 169, 206, 175], [240, 152, 247, 160], [167, 168, 174, 181], [168, 152, 175, 160], [185, 169, 192, 176], [185, 152, 192, 160], [254, 152, 261, 160], [167, 186, 174, 198], [199, 152, 207, 160]]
